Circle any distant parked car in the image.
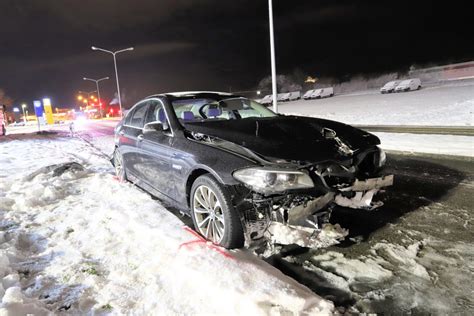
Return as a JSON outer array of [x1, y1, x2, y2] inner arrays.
[[288, 91, 301, 101], [279, 91, 301, 102], [309, 89, 322, 99], [394, 78, 422, 92], [310, 87, 334, 99], [380, 80, 401, 94], [277, 93, 287, 102], [280, 92, 291, 102], [303, 89, 315, 100], [259, 94, 272, 105]]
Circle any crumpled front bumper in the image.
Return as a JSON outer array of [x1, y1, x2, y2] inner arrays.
[[335, 175, 394, 210]]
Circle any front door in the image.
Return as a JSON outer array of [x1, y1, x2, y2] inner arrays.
[[137, 99, 176, 200]]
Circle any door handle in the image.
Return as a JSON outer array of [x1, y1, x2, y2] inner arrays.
[[137, 134, 144, 141]]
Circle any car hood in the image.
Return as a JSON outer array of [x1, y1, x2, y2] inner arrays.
[[184, 115, 380, 163]]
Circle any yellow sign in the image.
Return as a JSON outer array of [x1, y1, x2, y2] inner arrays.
[[43, 98, 54, 125]]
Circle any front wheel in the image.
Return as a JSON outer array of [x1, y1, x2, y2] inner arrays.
[[113, 148, 127, 182], [190, 174, 244, 249]]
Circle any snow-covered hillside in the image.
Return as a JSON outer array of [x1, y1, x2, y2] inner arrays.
[[279, 83, 474, 126], [0, 134, 333, 315]]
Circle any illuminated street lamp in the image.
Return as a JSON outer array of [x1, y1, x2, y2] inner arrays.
[[21, 103, 27, 123], [83, 76, 109, 118], [77, 90, 96, 107], [91, 46, 134, 117]]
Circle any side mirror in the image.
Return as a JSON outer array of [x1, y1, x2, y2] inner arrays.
[[322, 127, 337, 139], [143, 121, 164, 134]]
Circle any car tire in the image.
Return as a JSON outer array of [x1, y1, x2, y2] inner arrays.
[[113, 148, 127, 182], [190, 174, 244, 249]]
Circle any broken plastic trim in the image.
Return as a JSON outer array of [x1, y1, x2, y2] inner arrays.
[[339, 175, 394, 192]]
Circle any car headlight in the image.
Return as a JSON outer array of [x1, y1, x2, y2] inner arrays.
[[233, 167, 314, 194]]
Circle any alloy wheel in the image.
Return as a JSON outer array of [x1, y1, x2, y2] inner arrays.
[[192, 185, 226, 243], [114, 151, 124, 180]]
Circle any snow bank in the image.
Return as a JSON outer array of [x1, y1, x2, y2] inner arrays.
[[376, 132, 474, 157], [0, 135, 333, 314]]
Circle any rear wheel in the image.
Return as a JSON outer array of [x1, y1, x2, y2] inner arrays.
[[190, 174, 244, 249], [113, 148, 127, 182]]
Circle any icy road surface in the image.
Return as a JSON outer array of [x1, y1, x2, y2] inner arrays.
[[267, 154, 474, 314], [279, 82, 474, 126], [0, 133, 333, 315]]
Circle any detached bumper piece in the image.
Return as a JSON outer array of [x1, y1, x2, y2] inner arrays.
[[335, 175, 394, 210], [264, 222, 348, 249]]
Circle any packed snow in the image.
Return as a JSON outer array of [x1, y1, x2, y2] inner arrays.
[[377, 132, 474, 157], [0, 133, 334, 314], [284, 202, 474, 314], [279, 83, 474, 126]]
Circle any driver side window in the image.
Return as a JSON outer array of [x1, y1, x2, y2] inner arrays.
[[145, 100, 169, 130]]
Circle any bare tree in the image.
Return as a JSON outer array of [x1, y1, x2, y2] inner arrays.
[[257, 74, 302, 93]]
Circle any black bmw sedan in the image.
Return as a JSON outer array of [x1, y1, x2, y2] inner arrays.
[[113, 91, 393, 249]]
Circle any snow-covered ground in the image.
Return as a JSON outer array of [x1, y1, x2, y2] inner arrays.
[[0, 133, 333, 314], [377, 133, 474, 157], [279, 83, 474, 126], [284, 201, 474, 314]]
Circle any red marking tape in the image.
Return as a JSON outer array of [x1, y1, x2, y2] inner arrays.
[[179, 226, 234, 259]]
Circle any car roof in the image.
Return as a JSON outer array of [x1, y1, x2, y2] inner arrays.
[[144, 91, 246, 103], [146, 91, 235, 99]]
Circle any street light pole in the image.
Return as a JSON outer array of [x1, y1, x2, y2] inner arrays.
[[268, 0, 278, 113], [21, 104, 27, 123], [83, 77, 109, 118], [91, 46, 134, 117]]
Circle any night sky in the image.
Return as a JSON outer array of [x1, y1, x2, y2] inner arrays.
[[0, 0, 472, 108]]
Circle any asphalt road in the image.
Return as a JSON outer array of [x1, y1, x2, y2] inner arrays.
[[266, 153, 474, 314]]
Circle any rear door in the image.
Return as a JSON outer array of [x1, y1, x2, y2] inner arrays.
[[121, 101, 150, 180]]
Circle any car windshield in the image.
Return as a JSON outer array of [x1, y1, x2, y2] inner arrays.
[[171, 97, 277, 123]]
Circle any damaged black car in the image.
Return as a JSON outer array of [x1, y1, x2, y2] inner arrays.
[[112, 92, 393, 249]]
